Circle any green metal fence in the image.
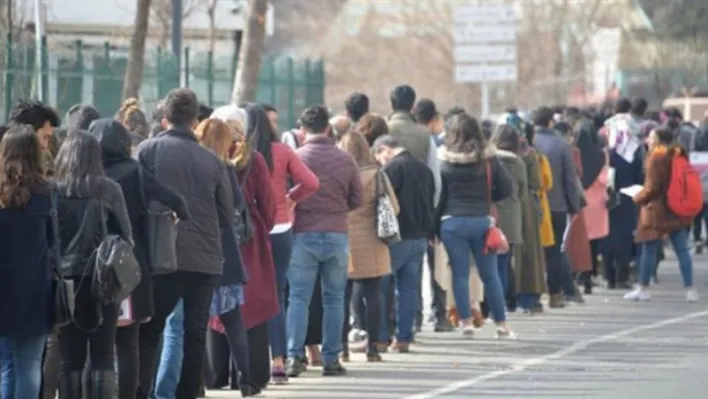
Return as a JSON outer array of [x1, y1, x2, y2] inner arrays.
[[3, 35, 325, 129]]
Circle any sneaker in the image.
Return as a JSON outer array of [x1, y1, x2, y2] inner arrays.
[[285, 358, 306, 378], [271, 366, 288, 385], [686, 288, 700, 302], [623, 288, 651, 301], [434, 319, 454, 332], [460, 324, 475, 338], [495, 327, 517, 340], [694, 241, 704, 255], [322, 362, 347, 376]]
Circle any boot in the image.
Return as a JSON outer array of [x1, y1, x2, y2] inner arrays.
[[616, 261, 632, 289], [549, 293, 565, 308], [58, 371, 83, 399], [87, 370, 116, 399]]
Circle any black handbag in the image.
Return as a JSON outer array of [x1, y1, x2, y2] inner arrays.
[[234, 160, 255, 243], [49, 189, 75, 328], [91, 200, 141, 304], [138, 167, 179, 274]]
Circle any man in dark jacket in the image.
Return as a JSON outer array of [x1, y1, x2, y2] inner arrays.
[[135, 88, 234, 399], [373, 135, 435, 352]]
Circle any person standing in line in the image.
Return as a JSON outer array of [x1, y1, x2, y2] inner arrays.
[[0, 126, 55, 399], [344, 92, 370, 125], [373, 135, 435, 352], [532, 106, 583, 308], [285, 105, 363, 377], [412, 98, 452, 332], [135, 88, 235, 399], [244, 103, 319, 384]]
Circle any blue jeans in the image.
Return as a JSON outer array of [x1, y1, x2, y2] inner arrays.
[[269, 229, 293, 360], [517, 293, 540, 310], [152, 300, 184, 399], [379, 239, 426, 343], [286, 232, 349, 365], [496, 245, 513, 295], [441, 216, 507, 323], [639, 229, 693, 287], [0, 334, 46, 399]]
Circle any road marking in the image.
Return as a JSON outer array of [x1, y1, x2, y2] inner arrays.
[[405, 309, 708, 399]]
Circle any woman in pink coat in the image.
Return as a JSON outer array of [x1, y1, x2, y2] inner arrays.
[[575, 122, 609, 293]]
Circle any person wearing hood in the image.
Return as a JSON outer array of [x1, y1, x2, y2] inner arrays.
[[87, 118, 190, 399], [65, 104, 100, 132]]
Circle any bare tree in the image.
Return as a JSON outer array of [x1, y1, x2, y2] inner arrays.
[[231, 0, 268, 104], [206, 0, 218, 53], [122, 0, 153, 100], [151, 0, 202, 48]]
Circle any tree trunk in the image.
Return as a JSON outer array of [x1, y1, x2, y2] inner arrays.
[[231, 0, 268, 104], [207, 0, 218, 53], [122, 0, 152, 100]]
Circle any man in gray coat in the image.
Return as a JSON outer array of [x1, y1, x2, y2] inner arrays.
[[532, 106, 582, 308], [135, 88, 234, 399]]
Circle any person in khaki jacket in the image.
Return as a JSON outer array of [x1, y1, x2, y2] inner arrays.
[[338, 131, 399, 362]]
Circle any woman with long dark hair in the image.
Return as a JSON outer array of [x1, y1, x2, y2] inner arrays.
[[54, 130, 133, 398], [87, 118, 190, 398], [436, 113, 515, 338], [0, 125, 54, 399], [244, 103, 319, 383]]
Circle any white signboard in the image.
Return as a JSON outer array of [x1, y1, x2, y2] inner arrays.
[[454, 44, 517, 63], [452, 3, 517, 84], [455, 65, 518, 84]]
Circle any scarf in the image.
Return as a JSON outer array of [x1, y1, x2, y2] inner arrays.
[[605, 113, 640, 163]]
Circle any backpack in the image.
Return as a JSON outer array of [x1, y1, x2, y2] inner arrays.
[[666, 153, 703, 218], [234, 159, 255, 243]]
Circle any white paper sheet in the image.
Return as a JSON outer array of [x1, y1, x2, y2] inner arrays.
[[619, 184, 643, 198]]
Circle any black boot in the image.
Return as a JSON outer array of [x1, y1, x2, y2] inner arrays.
[[616, 261, 632, 289], [59, 371, 83, 399], [87, 370, 116, 399]]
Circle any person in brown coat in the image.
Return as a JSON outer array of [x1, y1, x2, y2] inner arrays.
[[625, 127, 698, 302], [338, 131, 399, 362]]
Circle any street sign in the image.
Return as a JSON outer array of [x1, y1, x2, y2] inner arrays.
[[454, 44, 517, 63], [452, 4, 516, 24], [452, 25, 516, 44], [455, 65, 518, 84]]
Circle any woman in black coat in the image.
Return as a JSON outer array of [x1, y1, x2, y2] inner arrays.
[[88, 118, 190, 398]]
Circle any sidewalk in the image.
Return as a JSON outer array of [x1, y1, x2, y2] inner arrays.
[[207, 255, 708, 398]]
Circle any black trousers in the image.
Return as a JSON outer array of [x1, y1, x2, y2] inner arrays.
[[544, 212, 573, 295], [59, 278, 119, 371], [203, 307, 252, 390], [342, 278, 381, 352], [136, 271, 217, 399], [116, 323, 140, 398], [247, 322, 270, 389]]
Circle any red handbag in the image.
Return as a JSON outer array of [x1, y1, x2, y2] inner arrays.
[[484, 159, 509, 254]]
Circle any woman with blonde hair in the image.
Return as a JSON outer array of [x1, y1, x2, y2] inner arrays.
[[195, 118, 260, 396], [117, 98, 150, 147], [210, 105, 278, 391], [338, 131, 398, 361]]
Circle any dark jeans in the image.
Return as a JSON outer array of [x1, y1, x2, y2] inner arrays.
[[136, 271, 217, 399], [116, 323, 140, 398], [204, 329, 232, 389], [544, 212, 575, 296], [342, 277, 381, 352], [426, 242, 447, 322], [59, 278, 119, 371], [268, 230, 293, 360]]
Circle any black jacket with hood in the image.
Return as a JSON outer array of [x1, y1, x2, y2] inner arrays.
[[88, 118, 190, 319]]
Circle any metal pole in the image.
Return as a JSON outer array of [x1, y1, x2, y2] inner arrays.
[[481, 82, 490, 119], [34, 0, 45, 102], [171, 0, 182, 83]]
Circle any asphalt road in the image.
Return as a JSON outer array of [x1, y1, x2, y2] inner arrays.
[[207, 254, 708, 399]]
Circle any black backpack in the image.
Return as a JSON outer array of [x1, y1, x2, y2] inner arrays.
[[233, 159, 255, 243]]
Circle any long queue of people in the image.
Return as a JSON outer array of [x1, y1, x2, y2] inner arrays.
[[0, 85, 703, 399]]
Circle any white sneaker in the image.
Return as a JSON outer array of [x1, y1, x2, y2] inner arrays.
[[623, 288, 651, 301], [686, 288, 700, 302], [495, 327, 517, 340], [460, 323, 475, 338]]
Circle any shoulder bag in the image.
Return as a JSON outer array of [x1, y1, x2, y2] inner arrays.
[[137, 166, 179, 274], [234, 159, 255, 243], [49, 189, 75, 328], [484, 159, 510, 254], [375, 169, 401, 245], [91, 199, 141, 304]]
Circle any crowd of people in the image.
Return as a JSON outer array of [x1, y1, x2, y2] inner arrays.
[[0, 85, 703, 399]]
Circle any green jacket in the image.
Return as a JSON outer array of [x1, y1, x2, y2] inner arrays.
[[387, 111, 431, 163]]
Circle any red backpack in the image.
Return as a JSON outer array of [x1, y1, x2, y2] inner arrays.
[[667, 153, 703, 218]]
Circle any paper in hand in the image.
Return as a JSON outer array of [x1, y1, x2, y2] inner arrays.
[[619, 185, 643, 198]]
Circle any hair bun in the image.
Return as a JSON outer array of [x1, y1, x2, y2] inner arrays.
[[122, 98, 140, 112]]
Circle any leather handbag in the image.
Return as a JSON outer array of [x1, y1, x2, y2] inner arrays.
[[233, 160, 255, 243], [49, 189, 75, 328], [138, 167, 179, 274], [484, 160, 510, 255]]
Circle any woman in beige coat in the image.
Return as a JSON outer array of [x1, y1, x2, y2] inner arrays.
[[338, 131, 399, 362]]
